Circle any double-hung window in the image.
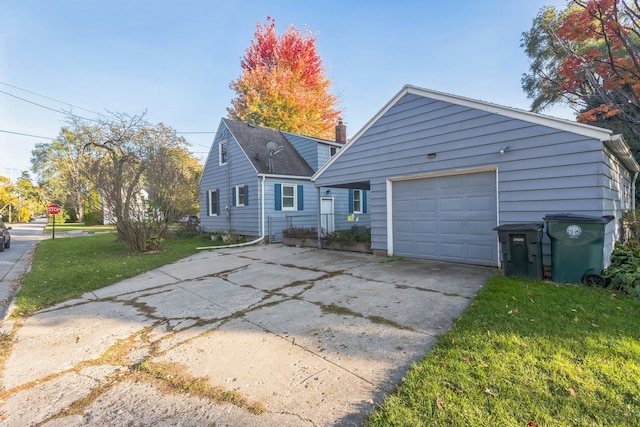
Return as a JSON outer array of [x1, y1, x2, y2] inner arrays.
[[353, 189, 362, 213], [208, 189, 219, 216], [219, 139, 228, 165], [282, 184, 296, 210], [275, 183, 303, 211], [236, 185, 246, 207]]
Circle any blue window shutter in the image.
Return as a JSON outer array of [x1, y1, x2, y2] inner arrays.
[[363, 190, 367, 213], [275, 184, 282, 211], [232, 187, 236, 207], [297, 185, 304, 211], [206, 191, 210, 216], [244, 185, 249, 206], [215, 190, 220, 215], [348, 189, 354, 213]]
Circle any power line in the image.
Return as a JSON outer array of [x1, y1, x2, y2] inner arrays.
[[0, 89, 97, 122], [0, 81, 102, 116], [0, 129, 54, 140], [0, 81, 217, 144]]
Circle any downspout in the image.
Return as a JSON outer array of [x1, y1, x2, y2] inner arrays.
[[633, 172, 638, 212], [316, 186, 322, 248], [261, 175, 265, 240]]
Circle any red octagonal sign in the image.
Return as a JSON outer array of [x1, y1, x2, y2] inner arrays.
[[47, 203, 61, 215]]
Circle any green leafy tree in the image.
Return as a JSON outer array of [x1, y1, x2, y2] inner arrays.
[[522, 0, 640, 148], [0, 176, 15, 222], [31, 127, 93, 221], [228, 17, 343, 139], [72, 112, 201, 253], [15, 172, 44, 222]]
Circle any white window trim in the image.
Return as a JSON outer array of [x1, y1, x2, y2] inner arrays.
[[281, 183, 297, 211], [353, 189, 363, 214], [219, 139, 228, 165], [208, 189, 218, 216], [236, 185, 245, 207]]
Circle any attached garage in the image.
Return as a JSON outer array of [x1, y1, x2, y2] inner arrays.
[[313, 85, 639, 272], [391, 169, 498, 266]]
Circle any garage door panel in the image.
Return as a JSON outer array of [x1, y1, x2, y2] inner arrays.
[[415, 198, 437, 213], [439, 220, 465, 234], [467, 195, 495, 210], [392, 171, 498, 267], [440, 197, 464, 211], [440, 242, 465, 258], [468, 219, 496, 234]]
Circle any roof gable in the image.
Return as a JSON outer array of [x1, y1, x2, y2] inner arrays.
[[222, 119, 315, 177], [313, 84, 639, 179]]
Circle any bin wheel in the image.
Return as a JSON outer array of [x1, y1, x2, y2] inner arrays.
[[583, 274, 606, 287]]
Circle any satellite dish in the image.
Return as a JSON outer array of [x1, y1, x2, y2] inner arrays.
[[267, 141, 282, 155], [266, 141, 283, 172]]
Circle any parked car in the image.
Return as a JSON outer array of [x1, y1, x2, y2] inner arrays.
[[0, 221, 11, 252], [178, 215, 200, 225]]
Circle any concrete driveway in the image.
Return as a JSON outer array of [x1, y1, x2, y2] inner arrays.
[[1, 244, 495, 426]]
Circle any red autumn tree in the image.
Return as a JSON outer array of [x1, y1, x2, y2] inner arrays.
[[522, 0, 640, 141], [228, 17, 342, 140]]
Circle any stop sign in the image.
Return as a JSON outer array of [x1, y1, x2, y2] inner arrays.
[[47, 204, 61, 215]]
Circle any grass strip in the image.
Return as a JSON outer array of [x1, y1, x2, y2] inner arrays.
[[366, 276, 640, 427]]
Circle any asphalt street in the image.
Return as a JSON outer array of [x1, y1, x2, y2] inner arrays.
[[0, 218, 48, 319]]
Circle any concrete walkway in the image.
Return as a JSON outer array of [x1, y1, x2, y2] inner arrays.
[[0, 245, 495, 426]]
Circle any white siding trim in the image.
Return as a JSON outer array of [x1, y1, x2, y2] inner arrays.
[[258, 173, 313, 180], [388, 165, 498, 182]]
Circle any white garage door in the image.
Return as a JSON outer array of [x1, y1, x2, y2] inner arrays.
[[392, 171, 498, 266]]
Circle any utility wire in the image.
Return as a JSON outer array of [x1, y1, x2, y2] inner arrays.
[[0, 129, 54, 140], [0, 81, 102, 116], [0, 82, 216, 146], [0, 89, 98, 122]]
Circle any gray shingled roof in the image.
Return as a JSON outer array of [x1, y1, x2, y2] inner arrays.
[[222, 118, 315, 176]]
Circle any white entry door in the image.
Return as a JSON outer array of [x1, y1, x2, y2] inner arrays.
[[321, 197, 335, 234]]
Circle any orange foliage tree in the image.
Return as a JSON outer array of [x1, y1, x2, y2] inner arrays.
[[228, 17, 342, 140], [522, 0, 640, 141]]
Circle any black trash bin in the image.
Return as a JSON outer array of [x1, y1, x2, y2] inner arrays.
[[493, 223, 544, 280], [543, 213, 614, 284]]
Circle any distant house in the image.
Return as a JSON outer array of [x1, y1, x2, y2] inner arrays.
[[199, 118, 369, 242], [313, 85, 639, 270]]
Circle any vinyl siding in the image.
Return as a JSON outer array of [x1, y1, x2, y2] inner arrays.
[[199, 121, 260, 236], [600, 144, 634, 267], [264, 178, 316, 242], [280, 132, 318, 171], [315, 93, 627, 265]]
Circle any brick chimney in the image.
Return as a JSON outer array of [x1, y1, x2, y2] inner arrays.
[[335, 117, 347, 144]]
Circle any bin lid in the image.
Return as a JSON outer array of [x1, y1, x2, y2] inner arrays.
[[543, 213, 615, 223], [493, 223, 544, 231]]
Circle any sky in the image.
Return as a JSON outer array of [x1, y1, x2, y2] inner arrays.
[[0, 0, 571, 181]]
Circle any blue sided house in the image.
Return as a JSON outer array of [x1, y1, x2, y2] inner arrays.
[[199, 118, 369, 242], [313, 85, 639, 271]]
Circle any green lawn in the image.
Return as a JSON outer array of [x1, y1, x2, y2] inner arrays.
[[366, 276, 640, 426], [13, 230, 220, 316]]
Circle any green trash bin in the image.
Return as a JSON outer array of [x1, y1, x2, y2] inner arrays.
[[493, 223, 544, 280], [543, 213, 614, 284]]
